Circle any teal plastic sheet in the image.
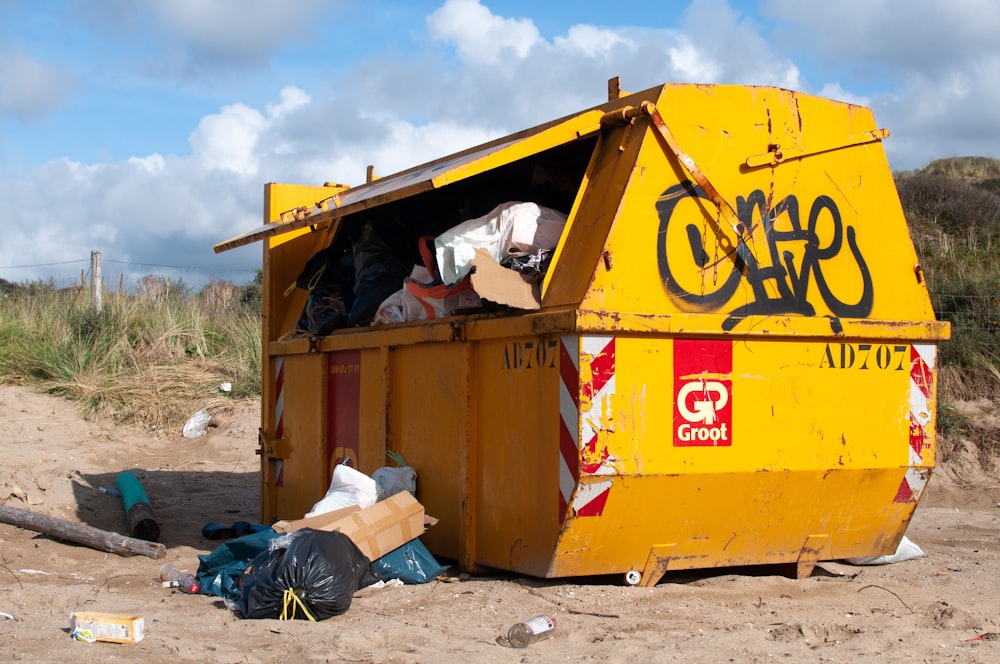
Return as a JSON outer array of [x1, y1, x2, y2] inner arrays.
[[371, 539, 449, 584], [197, 528, 279, 600]]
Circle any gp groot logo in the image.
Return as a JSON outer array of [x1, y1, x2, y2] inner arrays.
[[673, 339, 733, 447]]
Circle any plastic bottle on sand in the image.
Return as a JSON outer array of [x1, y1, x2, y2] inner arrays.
[[159, 563, 200, 593], [507, 615, 557, 647]]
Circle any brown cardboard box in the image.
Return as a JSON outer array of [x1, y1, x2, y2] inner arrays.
[[70, 612, 144, 644], [470, 248, 541, 310], [272, 491, 435, 561]]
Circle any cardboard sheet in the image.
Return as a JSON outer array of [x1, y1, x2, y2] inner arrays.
[[272, 491, 435, 561], [470, 248, 541, 310]]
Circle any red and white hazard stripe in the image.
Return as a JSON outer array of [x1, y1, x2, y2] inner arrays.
[[559, 336, 616, 520], [894, 344, 935, 503], [558, 337, 579, 518], [274, 357, 285, 487]]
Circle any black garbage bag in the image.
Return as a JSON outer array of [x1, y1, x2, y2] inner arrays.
[[501, 248, 554, 278], [346, 221, 412, 327], [294, 248, 355, 335], [300, 287, 350, 335], [237, 529, 378, 620]]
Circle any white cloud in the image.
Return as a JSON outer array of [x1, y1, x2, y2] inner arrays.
[[414, 0, 801, 135], [755, 0, 1000, 167], [873, 57, 1000, 167], [282, 119, 498, 189], [0, 47, 75, 122], [428, 0, 541, 65], [0, 150, 261, 286], [761, 0, 1000, 69], [151, 0, 331, 62], [127, 154, 166, 174], [190, 102, 267, 175], [77, 0, 338, 79], [678, 0, 800, 89], [816, 83, 869, 106], [372, 119, 497, 175], [668, 36, 721, 82], [0, 1, 833, 287], [267, 86, 311, 119], [555, 25, 631, 58], [188, 86, 311, 175]]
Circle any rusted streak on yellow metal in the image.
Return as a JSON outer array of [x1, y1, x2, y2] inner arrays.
[[796, 534, 830, 579], [642, 102, 758, 282], [599, 104, 649, 128], [745, 128, 890, 168], [578, 351, 596, 411], [639, 544, 676, 587], [580, 446, 605, 470], [573, 309, 952, 339], [644, 103, 747, 242], [315, 194, 341, 212], [678, 372, 729, 381]]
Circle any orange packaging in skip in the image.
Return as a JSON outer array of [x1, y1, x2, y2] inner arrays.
[[271, 491, 436, 560]]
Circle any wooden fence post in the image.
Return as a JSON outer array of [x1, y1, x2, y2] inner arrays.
[[91, 250, 102, 314]]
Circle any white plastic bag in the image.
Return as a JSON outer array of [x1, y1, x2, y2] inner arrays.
[[844, 535, 925, 565], [305, 464, 378, 517], [371, 265, 481, 325], [371, 265, 434, 325], [182, 409, 211, 438], [373, 466, 417, 501], [434, 202, 567, 286]]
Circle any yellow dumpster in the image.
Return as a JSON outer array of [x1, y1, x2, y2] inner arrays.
[[215, 81, 950, 584]]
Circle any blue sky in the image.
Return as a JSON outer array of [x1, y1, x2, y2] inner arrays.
[[1, 0, 998, 287]]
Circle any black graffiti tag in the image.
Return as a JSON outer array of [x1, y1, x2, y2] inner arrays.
[[656, 181, 873, 330]]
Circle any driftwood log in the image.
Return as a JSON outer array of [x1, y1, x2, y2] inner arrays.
[[0, 504, 165, 559]]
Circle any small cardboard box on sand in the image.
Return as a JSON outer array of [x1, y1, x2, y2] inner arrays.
[[272, 491, 436, 561], [70, 612, 144, 644]]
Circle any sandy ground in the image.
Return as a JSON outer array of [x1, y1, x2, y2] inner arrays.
[[1, 384, 999, 663]]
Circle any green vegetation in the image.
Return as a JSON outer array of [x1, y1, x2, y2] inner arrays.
[[896, 156, 1000, 462], [0, 274, 261, 429]]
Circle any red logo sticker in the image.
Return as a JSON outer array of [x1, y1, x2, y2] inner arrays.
[[673, 339, 733, 446], [328, 350, 361, 479]]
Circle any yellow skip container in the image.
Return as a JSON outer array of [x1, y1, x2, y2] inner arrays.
[[216, 81, 949, 584]]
